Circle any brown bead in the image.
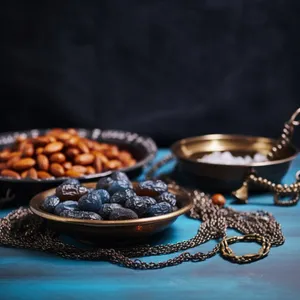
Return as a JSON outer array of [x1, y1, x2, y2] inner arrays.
[[26, 168, 38, 179], [50, 153, 66, 163], [211, 194, 226, 206], [50, 163, 65, 177], [1, 169, 21, 179], [37, 155, 49, 171]]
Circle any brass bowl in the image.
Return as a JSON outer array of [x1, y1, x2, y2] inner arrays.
[[29, 183, 193, 245], [171, 134, 298, 192]]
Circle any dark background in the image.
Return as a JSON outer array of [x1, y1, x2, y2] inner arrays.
[[0, 0, 299, 147]]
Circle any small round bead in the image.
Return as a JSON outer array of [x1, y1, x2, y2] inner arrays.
[[211, 194, 226, 207]]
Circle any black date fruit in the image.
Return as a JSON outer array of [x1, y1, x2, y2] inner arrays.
[[54, 200, 78, 215], [60, 210, 102, 220], [146, 202, 172, 217], [108, 180, 133, 195], [78, 190, 105, 212], [110, 189, 136, 205], [109, 207, 138, 220], [61, 178, 80, 186], [41, 195, 60, 213], [156, 192, 177, 207], [111, 171, 130, 182], [99, 203, 123, 219], [125, 196, 156, 217], [96, 176, 114, 190], [142, 196, 157, 206], [136, 180, 168, 197], [56, 184, 89, 201]]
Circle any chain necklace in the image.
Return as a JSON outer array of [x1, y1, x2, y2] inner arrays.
[[0, 155, 285, 269]]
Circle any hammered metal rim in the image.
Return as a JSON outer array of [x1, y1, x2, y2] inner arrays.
[[29, 182, 193, 226]]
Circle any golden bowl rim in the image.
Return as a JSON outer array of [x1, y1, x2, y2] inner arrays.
[[171, 133, 299, 168], [29, 182, 193, 226]]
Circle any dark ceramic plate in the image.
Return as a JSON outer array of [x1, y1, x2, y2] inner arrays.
[[0, 129, 157, 208], [30, 183, 193, 244]]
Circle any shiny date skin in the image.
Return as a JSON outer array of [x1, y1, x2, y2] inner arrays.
[[110, 189, 136, 205], [99, 203, 123, 219], [96, 176, 114, 190], [60, 210, 102, 220], [156, 192, 177, 207], [110, 171, 130, 182], [56, 184, 89, 201], [78, 189, 110, 212], [109, 207, 138, 220], [107, 180, 133, 195], [136, 180, 168, 197], [54, 200, 79, 215], [146, 202, 172, 217], [41, 195, 60, 213], [125, 196, 156, 217]]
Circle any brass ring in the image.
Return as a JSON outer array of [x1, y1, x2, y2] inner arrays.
[[220, 234, 271, 264]]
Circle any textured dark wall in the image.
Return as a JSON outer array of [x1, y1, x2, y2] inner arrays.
[[0, 0, 299, 147]]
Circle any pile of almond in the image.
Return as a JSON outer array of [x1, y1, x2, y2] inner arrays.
[[0, 129, 136, 180]]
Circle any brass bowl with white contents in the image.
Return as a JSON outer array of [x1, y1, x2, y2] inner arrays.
[[171, 134, 298, 193]]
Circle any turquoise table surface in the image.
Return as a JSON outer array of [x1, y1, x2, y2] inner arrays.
[[0, 149, 300, 300]]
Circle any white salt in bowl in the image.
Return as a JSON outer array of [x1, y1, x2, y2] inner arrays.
[[171, 134, 298, 192]]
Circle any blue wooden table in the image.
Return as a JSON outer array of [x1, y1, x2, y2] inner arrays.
[[0, 150, 300, 300]]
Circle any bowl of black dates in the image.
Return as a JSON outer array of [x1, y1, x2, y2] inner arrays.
[[0, 128, 157, 208], [30, 171, 193, 243]]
